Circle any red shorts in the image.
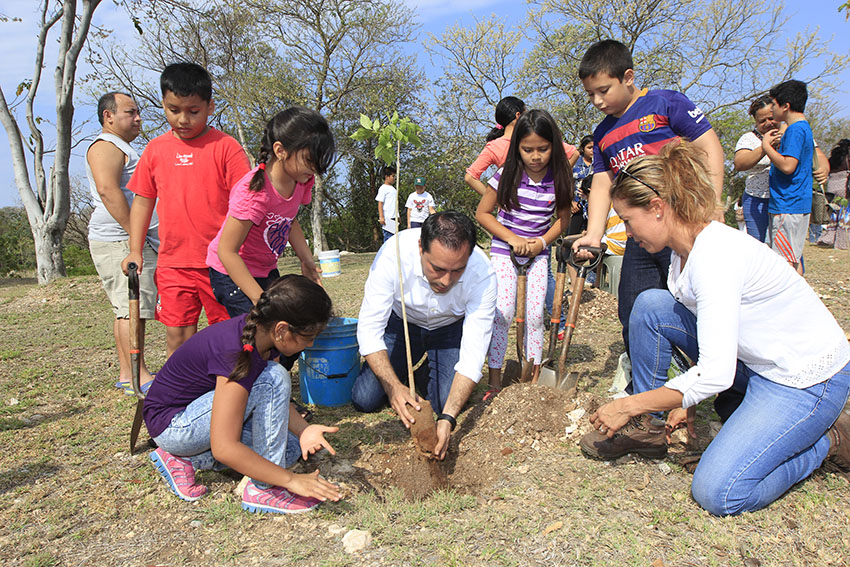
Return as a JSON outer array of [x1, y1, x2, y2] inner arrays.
[[154, 266, 229, 327]]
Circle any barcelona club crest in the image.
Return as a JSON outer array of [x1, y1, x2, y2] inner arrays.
[[638, 115, 657, 133]]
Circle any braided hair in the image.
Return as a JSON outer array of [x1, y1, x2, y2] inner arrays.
[[248, 107, 336, 193], [229, 275, 333, 382]]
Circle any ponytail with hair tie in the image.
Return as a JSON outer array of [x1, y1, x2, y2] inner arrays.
[[227, 275, 333, 384]]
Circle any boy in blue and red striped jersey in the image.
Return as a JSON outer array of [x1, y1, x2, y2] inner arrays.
[[572, 39, 725, 357]]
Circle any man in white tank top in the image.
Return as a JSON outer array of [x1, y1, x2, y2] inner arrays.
[[86, 92, 159, 393]]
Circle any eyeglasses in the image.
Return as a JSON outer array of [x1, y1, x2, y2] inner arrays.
[[617, 167, 661, 198]]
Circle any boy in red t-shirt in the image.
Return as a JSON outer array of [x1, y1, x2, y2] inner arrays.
[[123, 62, 250, 356]]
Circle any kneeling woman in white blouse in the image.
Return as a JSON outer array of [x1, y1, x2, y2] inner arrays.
[[580, 141, 850, 516]]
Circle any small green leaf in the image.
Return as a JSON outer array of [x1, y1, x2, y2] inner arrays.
[[360, 114, 372, 130], [372, 118, 381, 130]]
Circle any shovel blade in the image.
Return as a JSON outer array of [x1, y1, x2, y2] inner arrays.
[[502, 359, 521, 388], [409, 399, 438, 457], [559, 371, 580, 396], [537, 364, 558, 388]]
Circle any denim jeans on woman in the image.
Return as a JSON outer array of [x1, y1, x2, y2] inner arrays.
[[617, 238, 672, 355], [629, 289, 850, 516], [742, 193, 769, 243], [152, 361, 301, 490]]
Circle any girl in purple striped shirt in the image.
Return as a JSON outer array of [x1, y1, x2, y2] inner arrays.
[[476, 109, 573, 395]]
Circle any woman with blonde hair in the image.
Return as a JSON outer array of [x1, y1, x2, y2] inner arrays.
[[580, 141, 850, 516]]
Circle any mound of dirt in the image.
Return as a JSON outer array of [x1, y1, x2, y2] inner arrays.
[[349, 384, 594, 499]]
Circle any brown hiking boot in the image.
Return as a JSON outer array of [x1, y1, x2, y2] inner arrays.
[[824, 399, 850, 478], [580, 413, 667, 460]]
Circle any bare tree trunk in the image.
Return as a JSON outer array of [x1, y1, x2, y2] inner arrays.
[[0, 0, 102, 284], [311, 175, 328, 254], [31, 220, 66, 283]]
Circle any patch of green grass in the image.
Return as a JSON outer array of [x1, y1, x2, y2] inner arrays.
[[0, 349, 21, 360], [21, 552, 57, 567]]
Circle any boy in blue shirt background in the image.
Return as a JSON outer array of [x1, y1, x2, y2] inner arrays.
[[762, 79, 814, 275]]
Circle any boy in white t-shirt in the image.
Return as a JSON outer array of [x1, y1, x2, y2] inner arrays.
[[405, 176, 436, 229], [375, 165, 398, 242]]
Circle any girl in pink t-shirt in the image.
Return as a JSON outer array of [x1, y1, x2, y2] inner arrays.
[[464, 96, 526, 196], [465, 96, 579, 197], [207, 107, 335, 316]]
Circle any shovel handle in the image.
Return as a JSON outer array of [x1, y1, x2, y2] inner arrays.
[[509, 247, 531, 276], [126, 263, 143, 399], [515, 268, 527, 362], [569, 244, 607, 279]]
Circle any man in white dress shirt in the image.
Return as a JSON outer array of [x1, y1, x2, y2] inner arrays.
[[352, 211, 498, 459]]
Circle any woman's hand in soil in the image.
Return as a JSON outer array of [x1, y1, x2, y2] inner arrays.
[[389, 383, 421, 428], [433, 419, 452, 460], [299, 424, 338, 460], [589, 398, 632, 437], [665, 406, 695, 444], [286, 470, 341, 502]]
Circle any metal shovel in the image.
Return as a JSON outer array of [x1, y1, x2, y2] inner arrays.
[[551, 243, 607, 394], [537, 238, 568, 388], [501, 248, 533, 387]]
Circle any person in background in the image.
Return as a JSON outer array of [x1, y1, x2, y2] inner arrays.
[[826, 139, 850, 202], [733, 95, 775, 242], [86, 91, 159, 394], [376, 165, 398, 243], [762, 80, 813, 276], [405, 176, 436, 229]]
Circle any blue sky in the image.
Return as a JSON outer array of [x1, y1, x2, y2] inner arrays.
[[0, 0, 847, 207]]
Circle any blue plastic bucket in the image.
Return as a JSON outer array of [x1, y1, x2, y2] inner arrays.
[[298, 317, 360, 406]]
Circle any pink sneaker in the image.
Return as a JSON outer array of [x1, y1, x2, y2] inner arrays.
[[241, 479, 321, 514], [149, 448, 208, 502]]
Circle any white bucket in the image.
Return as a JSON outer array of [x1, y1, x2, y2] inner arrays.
[[318, 249, 341, 277]]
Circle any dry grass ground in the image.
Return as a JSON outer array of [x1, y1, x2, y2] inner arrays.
[[1, 242, 849, 566]]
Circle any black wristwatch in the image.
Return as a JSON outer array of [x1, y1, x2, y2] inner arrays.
[[437, 413, 457, 431]]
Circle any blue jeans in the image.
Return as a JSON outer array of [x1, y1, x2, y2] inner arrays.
[[351, 312, 462, 415], [742, 193, 769, 243], [618, 238, 671, 355], [152, 361, 301, 489], [382, 228, 394, 243], [544, 252, 566, 331], [410, 221, 423, 229], [209, 268, 281, 318], [630, 289, 850, 516]]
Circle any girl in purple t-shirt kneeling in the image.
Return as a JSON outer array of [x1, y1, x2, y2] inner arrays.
[[144, 275, 341, 514]]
